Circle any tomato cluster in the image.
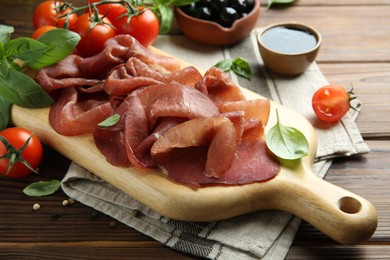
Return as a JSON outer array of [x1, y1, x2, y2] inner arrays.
[[32, 0, 159, 57]]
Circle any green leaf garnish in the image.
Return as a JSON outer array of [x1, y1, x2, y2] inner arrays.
[[267, 0, 296, 9], [0, 24, 14, 45], [214, 57, 252, 79], [98, 114, 121, 127], [0, 60, 54, 108], [23, 180, 61, 197], [266, 109, 309, 160], [0, 95, 11, 131], [29, 28, 80, 69], [5, 37, 48, 65]]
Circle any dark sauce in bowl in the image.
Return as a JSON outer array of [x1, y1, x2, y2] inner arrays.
[[260, 26, 317, 54]]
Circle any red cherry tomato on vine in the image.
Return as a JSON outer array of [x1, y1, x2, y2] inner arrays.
[[112, 7, 159, 47], [31, 25, 57, 40], [33, 0, 78, 30], [88, 0, 127, 23], [312, 85, 352, 123], [0, 127, 43, 179], [73, 13, 116, 57]]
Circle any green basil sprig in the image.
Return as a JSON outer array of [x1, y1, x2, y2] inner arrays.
[[214, 57, 252, 79], [266, 109, 309, 160], [23, 180, 61, 197], [0, 25, 80, 130]]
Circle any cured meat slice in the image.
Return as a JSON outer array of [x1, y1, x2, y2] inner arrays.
[[219, 99, 271, 141], [93, 99, 130, 167], [124, 84, 220, 167], [153, 139, 280, 186], [93, 128, 130, 167], [35, 55, 101, 93], [49, 87, 113, 136], [79, 35, 180, 78], [103, 58, 202, 96], [151, 117, 237, 178], [127, 116, 184, 168], [135, 83, 220, 128], [196, 67, 246, 105], [124, 96, 150, 167]]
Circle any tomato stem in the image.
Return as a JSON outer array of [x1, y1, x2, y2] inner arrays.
[[347, 86, 359, 111], [0, 135, 39, 175]]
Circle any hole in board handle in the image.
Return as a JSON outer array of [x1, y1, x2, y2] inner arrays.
[[338, 196, 362, 214]]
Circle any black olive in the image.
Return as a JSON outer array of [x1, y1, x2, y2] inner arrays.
[[210, 0, 227, 10], [245, 0, 254, 13], [180, 3, 197, 16], [197, 0, 213, 8], [227, 0, 247, 13], [192, 6, 213, 21], [218, 7, 240, 27]]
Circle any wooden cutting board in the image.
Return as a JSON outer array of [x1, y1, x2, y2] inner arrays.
[[10, 50, 377, 245]]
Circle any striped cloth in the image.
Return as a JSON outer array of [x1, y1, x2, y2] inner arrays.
[[62, 31, 369, 260]]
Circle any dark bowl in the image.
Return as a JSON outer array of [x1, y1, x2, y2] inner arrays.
[[174, 0, 260, 46], [257, 22, 322, 76]]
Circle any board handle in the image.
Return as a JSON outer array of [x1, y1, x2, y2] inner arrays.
[[269, 166, 377, 244]]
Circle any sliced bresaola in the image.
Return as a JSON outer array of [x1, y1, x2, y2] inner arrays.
[[219, 99, 271, 141], [103, 58, 202, 96], [79, 35, 181, 78], [35, 55, 102, 93], [35, 35, 181, 93], [151, 117, 238, 178], [135, 83, 220, 129], [196, 67, 246, 105], [152, 138, 280, 186], [124, 84, 220, 168], [49, 87, 113, 136], [93, 98, 131, 167]]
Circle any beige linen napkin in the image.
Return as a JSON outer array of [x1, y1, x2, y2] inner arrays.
[[61, 31, 370, 259]]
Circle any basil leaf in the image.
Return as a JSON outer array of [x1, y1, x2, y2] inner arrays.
[[23, 180, 61, 197], [214, 59, 233, 72], [98, 114, 121, 127], [0, 59, 54, 108], [232, 57, 252, 79], [0, 95, 11, 131], [214, 57, 252, 79], [154, 4, 174, 34], [267, 0, 295, 9], [266, 110, 309, 160], [169, 0, 200, 6], [28, 28, 80, 69], [5, 37, 48, 64], [0, 25, 14, 45]]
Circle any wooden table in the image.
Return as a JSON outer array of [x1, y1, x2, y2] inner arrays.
[[1, 0, 389, 259]]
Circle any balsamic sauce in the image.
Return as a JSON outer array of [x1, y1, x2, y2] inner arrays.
[[261, 26, 317, 54]]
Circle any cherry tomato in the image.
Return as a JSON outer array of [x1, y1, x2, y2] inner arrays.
[[88, 0, 127, 23], [0, 127, 43, 179], [312, 85, 351, 122], [31, 25, 57, 40], [112, 7, 159, 47], [73, 13, 116, 57], [33, 0, 78, 30]]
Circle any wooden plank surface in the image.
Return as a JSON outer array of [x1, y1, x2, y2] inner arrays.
[[0, 0, 389, 259]]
